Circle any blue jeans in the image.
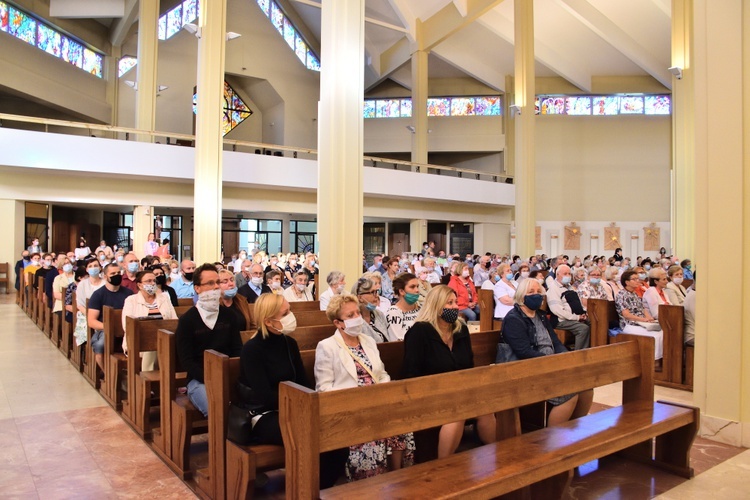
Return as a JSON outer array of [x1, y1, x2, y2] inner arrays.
[[460, 306, 480, 322], [187, 379, 209, 417], [91, 329, 105, 354]]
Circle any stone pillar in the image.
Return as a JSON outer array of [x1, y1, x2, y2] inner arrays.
[[317, 0, 365, 292], [132, 205, 154, 258], [410, 219, 427, 255], [671, 0, 695, 259], [193, 0, 228, 264], [692, 0, 750, 447], [135, 0, 159, 142], [513, 0, 536, 258], [0, 199, 25, 287], [411, 48, 428, 169]]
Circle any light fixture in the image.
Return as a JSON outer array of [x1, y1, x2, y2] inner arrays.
[[668, 66, 683, 80], [157, 85, 169, 92], [183, 23, 201, 38], [406, 125, 416, 133], [509, 104, 521, 116], [124, 80, 137, 90], [226, 32, 242, 41]]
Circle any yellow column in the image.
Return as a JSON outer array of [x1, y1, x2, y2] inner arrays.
[[135, 0, 159, 142], [411, 46, 428, 169], [693, 0, 750, 447], [132, 205, 154, 258], [671, 0, 695, 259], [192, 0, 227, 264], [504, 75, 515, 179], [513, 0, 536, 258], [410, 219, 428, 254], [317, 0, 365, 291]]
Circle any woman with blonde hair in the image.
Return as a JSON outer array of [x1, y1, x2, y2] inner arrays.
[[218, 269, 253, 330], [402, 285, 496, 458], [237, 294, 308, 445]]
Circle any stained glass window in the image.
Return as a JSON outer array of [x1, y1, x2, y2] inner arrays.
[[450, 98, 474, 116], [61, 36, 83, 68], [566, 97, 591, 115], [158, 15, 166, 40], [645, 95, 670, 115], [271, 2, 284, 35], [193, 81, 253, 136], [400, 99, 412, 117], [38, 24, 61, 57], [167, 5, 182, 38], [0, 2, 8, 33], [257, 0, 270, 16], [540, 97, 565, 115], [118, 56, 137, 77], [534, 98, 540, 115], [592, 96, 619, 115], [363, 101, 375, 119], [9, 7, 36, 45], [427, 98, 450, 117], [83, 48, 102, 77], [294, 33, 307, 64], [620, 96, 644, 114], [306, 51, 320, 71], [283, 18, 295, 50], [375, 99, 400, 118], [474, 97, 500, 116], [182, 0, 198, 24]]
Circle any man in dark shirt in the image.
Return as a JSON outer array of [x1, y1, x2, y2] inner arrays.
[[88, 263, 133, 371], [14, 250, 30, 291], [176, 263, 242, 417], [237, 263, 271, 304]]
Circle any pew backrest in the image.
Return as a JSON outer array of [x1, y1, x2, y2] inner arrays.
[[293, 310, 331, 328], [289, 300, 321, 312]]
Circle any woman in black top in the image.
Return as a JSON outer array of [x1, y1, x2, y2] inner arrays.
[[402, 285, 496, 458], [239, 294, 308, 445]]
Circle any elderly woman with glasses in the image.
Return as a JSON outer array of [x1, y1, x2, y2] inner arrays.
[[615, 270, 664, 360], [352, 277, 396, 343], [642, 268, 672, 319]]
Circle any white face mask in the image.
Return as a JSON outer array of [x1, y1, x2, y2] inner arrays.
[[461, 270, 470, 278], [521, 271, 530, 278], [341, 316, 364, 337], [295, 283, 307, 292], [672, 277, 684, 285], [274, 312, 297, 334], [170, 268, 179, 276], [335, 284, 345, 294], [270, 281, 282, 290], [198, 289, 221, 312], [251, 277, 264, 286]]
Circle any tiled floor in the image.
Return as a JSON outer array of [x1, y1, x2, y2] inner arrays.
[[1, 292, 747, 499]]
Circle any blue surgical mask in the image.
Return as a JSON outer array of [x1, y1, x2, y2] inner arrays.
[[589, 278, 601, 285], [365, 302, 377, 312], [638, 273, 647, 280], [561, 275, 571, 285], [644, 264, 651, 271], [223, 287, 238, 299], [62, 264, 73, 273], [127, 262, 139, 273], [493, 275, 501, 282], [505, 273, 514, 281], [87, 268, 100, 278]]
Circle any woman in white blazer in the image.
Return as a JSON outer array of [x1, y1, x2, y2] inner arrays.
[[315, 294, 409, 481]]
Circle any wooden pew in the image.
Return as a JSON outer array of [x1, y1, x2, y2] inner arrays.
[[68, 291, 84, 372], [122, 317, 180, 440], [588, 298, 616, 348], [289, 300, 320, 312], [659, 304, 692, 391], [292, 310, 330, 328], [35, 276, 46, 332], [175, 305, 192, 316], [289, 324, 335, 351], [82, 301, 99, 388], [478, 289, 498, 332], [280, 336, 699, 499], [156, 328, 208, 480], [100, 306, 127, 410], [59, 306, 72, 358], [23, 281, 32, 316], [178, 298, 194, 307]]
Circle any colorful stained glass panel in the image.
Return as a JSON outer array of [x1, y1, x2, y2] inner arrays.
[[118, 56, 137, 77], [1, 2, 9, 32], [271, 2, 284, 35], [83, 48, 103, 77], [644, 95, 670, 115], [375, 99, 400, 118], [450, 98, 474, 116], [363, 100, 375, 119], [306, 51, 320, 71], [283, 18, 295, 50], [294, 33, 307, 64], [592, 96, 619, 115], [167, 5, 182, 38], [427, 98, 450, 116], [257, 0, 270, 16], [474, 97, 501, 116], [9, 7, 36, 45], [534, 98, 540, 115], [540, 97, 565, 115], [182, 0, 197, 24], [566, 96, 591, 115], [158, 15, 166, 40], [61, 36, 83, 67], [400, 99, 412, 117], [38, 24, 62, 57], [620, 96, 644, 114]]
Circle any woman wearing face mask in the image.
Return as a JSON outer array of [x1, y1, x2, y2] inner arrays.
[[403, 286, 496, 458], [448, 262, 480, 321], [387, 273, 421, 340], [319, 271, 346, 311], [353, 277, 396, 343], [514, 263, 531, 284], [76, 259, 106, 314], [218, 269, 252, 330], [317, 294, 410, 480], [603, 266, 623, 301], [52, 257, 76, 317], [416, 269, 433, 305], [632, 266, 649, 298], [576, 267, 608, 308], [664, 265, 688, 306], [149, 265, 178, 307], [283, 254, 302, 289], [480, 268, 500, 291], [500, 279, 593, 426], [122, 270, 177, 370], [74, 238, 91, 265], [492, 263, 516, 320], [361, 272, 392, 314], [282, 270, 313, 302], [265, 270, 284, 295]]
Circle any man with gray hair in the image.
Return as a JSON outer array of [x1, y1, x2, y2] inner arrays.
[[319, 270, 347, 311], [545, 264, 590, 350], [237, 263, 270, 303]]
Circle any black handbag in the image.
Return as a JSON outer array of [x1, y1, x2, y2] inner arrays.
[[226, 382, 267, 446]]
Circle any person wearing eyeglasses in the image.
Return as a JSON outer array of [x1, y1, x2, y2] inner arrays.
[[614, 270, 663, 360], [642, 268, 672, 320], [352, 277, 396, 343]]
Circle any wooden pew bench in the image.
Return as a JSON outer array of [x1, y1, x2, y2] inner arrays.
[[100, 306, 126, 409], [289, 300, 321, 312], [293, 309, 331, 328], [280, 335, 699, 499]]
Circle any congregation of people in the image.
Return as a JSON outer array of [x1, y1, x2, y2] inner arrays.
[[13, 234, 695, 487]]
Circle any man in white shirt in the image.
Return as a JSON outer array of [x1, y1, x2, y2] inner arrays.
[[546, 265, 590, 350], [473, 255, 491, 288]]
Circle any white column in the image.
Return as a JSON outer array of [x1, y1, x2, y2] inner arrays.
[[549, 233, 559, 258], [193, 0, 228, 264], [132, 205, 154, 258], [629, 234, 639, 261], [590, 233, 599, 256], [317, 0, 365, 291], [135, 0, 159, 142], [409, 219, 427, 254], [411, 48, 428, 169]]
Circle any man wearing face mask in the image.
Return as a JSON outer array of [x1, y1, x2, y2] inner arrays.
[[169, 259, 196, 299], [120, 253, 140, 293], [237, 263, 271, 304], [472, 255, 491, 288], [545, 265, 590, 350], [14, 250, 30, 292], [319, 271, 347, 311], [175, 263, 243, 417], [88, 263, 134, 371]]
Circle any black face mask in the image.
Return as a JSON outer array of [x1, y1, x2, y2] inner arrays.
[[155, 275, 167, 286], [23, 255, 30, 261], [109, 274, 123, 287], [485, 262, 491, 269], [183, 272, 194, 281]]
